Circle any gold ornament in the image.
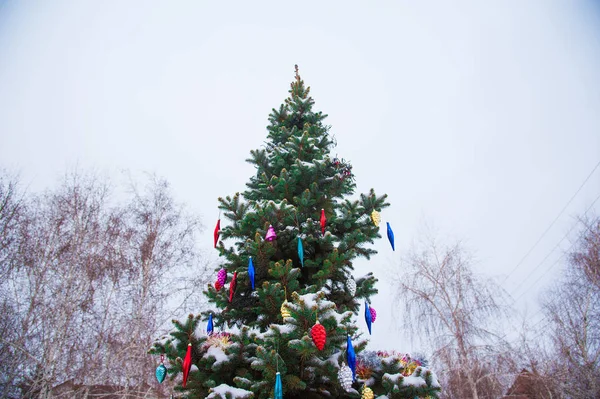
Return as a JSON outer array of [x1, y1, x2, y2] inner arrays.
[[281, 299, 291, 319], [370, 210, 381, 227], [361, 385, 374, 399]]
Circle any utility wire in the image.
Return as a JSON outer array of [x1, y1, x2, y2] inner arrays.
[[512, 219, 597, 304], [503, 159, 600, 285], [509, 192, 600, 298]]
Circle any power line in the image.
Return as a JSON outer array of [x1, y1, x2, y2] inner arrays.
[[503, 159, 600, 285], [509, 192, 600, 298], [512, 219, 597, 304]]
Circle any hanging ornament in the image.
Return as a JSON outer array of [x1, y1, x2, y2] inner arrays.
[[155, 354, 167, 384], [265, 225, 277, 241], [274, 371, 283, 399], [217, 268, 227, 287], [346, 276, 356, 297], [248, 257, 255, 290], [280, 299, 291, 319], [182, 343, 192, 387], [346, 335, 356, 380], [297, 236, 304, 267], [320, 209, 326, 235], [338, 364, 353, 392], [386, 222, 395, 251], [311, 321, 327, 350], [213, 218, 221, 248], [369, 307, 377, 323], [214, 280, 223, 291], [280, 287, 291, 319], [361, 385, 374, 399], [207, 313, 214, 336], [364, 301, 372, 335], [370, 210, 381, 227], [229, 272, 237, 303]]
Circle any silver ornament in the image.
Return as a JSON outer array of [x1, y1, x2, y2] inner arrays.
[[346, 276, 356, 297], [338, 364, 353, 392]]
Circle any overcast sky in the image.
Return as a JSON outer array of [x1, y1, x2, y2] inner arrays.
[[1, 0, 599, 353]]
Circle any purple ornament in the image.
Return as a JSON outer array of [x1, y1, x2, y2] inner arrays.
[[265, 225, 277, 241], [217, 268, 227, 286], [369, 307, 377, 323]]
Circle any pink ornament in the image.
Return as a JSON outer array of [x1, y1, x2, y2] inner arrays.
[[369, 307, 377, 323], [217, 268, 227, 286], [265, 225, 277, 241]]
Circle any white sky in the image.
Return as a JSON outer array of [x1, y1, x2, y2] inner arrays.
[[1, 0, 599, 353]]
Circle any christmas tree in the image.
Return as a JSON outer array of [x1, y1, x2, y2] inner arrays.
[[151, 67, 441, 399]]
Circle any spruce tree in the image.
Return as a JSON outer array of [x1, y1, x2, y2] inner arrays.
[[151, 67, 441, 399]]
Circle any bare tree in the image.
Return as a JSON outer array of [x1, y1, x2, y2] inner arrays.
[[540, 217, 600, 399], [392, 233, 514, 399], [0, 169, 207, 398]]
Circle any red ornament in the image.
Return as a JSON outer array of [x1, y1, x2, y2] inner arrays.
[[214, 219, 221, 248], [229, 271, 237, 303], [311, 321, 326, 350], [182, 343, 192, 387], [214, 280, 223, 290], [320, 209, 326, 235]]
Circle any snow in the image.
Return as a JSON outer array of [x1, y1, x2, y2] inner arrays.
[[203, 345, 230, 367], [206, 384, 253, 399], [382, 367, 440, 388], [269, 323, 297, 335]]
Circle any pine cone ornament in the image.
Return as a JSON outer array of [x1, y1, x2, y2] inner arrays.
[[311, 321, 326, 350], [280, 299, 291, 319], [369, 307, 377, 323], [370, 210, 381, 227], [214, 280, 223, 290], [346, 276, 356, 297], [155, 363, 167, 384], [361, 385, 374, 399], [217, 268, 227, 286], [338, 364, 353, 392]]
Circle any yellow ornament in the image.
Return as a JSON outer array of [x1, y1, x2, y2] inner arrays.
[[281, 299, 291, 319], [370, 210, 381, 227], [361, 385, 374, 399]]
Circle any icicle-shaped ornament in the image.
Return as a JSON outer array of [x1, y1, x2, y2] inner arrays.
[[311, 320, 326, 350], [346, 276, 356, 297], [155, 354, 167, 384], [338, 364, 353, 392], [207, 313, 214, 336], [320, 209, 326, 235], [248, 257, 255, 290], [347, 335, 356, 380], [274, 372, 283, 399], [182, 343, 192, 387], [297, 236, 304, 267], [364, 301, 372, 335], [370, 210, 381, 227], [213, 218, 220, 248], [387, 222, 395, 251], [265, 225, 277, 241], [229, 272, 237, 303]]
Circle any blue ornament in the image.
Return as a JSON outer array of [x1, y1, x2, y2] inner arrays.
[[207, 313, 214, 336], [364, 301, 372, 335], [387, 222, 395, 251], [155, 363, 167, 384], [297, 237, 304, 267], [274, 371, 283, 399], [248, 256, 255, 290], [346, 335, 356, 380]]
